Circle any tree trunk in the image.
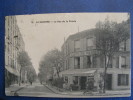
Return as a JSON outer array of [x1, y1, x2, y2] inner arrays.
[[103, 56, 111, 93], [103, 55, 107, 93], [56, 67, 60, 78], [19, 68, 22, 86]]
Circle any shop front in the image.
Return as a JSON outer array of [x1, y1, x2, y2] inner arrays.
[[5, 66, 20, 87], [60, 69, 98, 91]]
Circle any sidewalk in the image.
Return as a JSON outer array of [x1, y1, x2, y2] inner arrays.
[[45, 84, 131, 97], [44, 84, 61, 94], [5, 83, 29, 96]]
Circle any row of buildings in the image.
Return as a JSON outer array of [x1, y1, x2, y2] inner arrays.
[[5, 16, 27, 87], [59, 23, 130, 91]]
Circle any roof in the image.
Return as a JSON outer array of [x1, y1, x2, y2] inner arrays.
[[66, 28, 99, 42], [60, 69, 97, 76], [61, 28, 101, 49]]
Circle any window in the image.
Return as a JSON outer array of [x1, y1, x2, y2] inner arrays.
[[11, 59, 14, 68], [87, 38, 94, 50], [8, 56, 10, 65], [74, 57, 80, 69], [118, 74, 129, 86], [66, 59, 69, 70], [92, 56, 97, 68], [87, 56, 92, 68], [116, 56, 119, 68], [119, 41, 126, 51], [65, 60, 68, 70], [121, 56, 127, 68], [74, 40, 80, 51], [107, 56, 113, 68], [100, 56, 104, 68]]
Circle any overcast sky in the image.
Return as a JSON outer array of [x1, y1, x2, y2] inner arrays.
[[16, 13, 128, 74]]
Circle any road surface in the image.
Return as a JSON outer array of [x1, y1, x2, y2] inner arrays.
[[6, 82, 131, 97], [16, 82, 62, 97]]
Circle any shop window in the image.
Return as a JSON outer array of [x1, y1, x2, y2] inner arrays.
[[73, 76, 78, 85], [118, 74, 129, 86]]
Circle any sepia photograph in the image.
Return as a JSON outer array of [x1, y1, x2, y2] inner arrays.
[[5, 13, 131, 98]]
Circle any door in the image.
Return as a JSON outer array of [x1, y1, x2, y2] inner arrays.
[[106, 74, 112, 90], [80, 76, 87, 90]]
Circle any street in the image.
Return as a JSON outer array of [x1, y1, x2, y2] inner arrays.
[[16, 82, 62, 97], [6, 82, 62, 97], [5, 82, 130, 98]]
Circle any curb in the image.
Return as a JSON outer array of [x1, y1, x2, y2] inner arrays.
[[43, 84, 61, 94]]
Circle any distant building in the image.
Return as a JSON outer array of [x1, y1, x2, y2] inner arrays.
[[5, 16, 25, 87], [60, 27, 130, 90]]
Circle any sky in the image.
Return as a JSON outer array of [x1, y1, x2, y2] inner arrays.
[[16, 13, 128, 74]]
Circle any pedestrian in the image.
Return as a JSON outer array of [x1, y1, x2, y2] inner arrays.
[[98, 80, 103, 93], [83, 78, 94, 95], [63, 82, 67, 91]]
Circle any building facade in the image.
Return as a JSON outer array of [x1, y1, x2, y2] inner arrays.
[[5, 16, 25, 87], [60, 28, 130, 91]]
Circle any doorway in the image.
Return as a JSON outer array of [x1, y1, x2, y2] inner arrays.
[[80, 76, 87, 90], [106, 74, 112, 90]]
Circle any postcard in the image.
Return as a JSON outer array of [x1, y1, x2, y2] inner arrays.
[[5, 13, 131, 97]]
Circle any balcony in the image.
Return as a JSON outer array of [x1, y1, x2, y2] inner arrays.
[[74, 48, 80, 52], [70, 49, 101, 57], [87, 46, 95, 50], [74, 65, 80, 69], [121, 65, 128, 69]]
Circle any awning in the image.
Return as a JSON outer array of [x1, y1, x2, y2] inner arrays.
[[5, 66, 20, 76], [60, 69, 96, 76]]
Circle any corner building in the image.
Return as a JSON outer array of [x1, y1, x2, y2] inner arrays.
[[60, 28, 130, 91]]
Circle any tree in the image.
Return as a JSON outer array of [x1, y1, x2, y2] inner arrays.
[[27, 65, 37, 85], [17, 51, 32, 85], [38, 65, 48, 84], [44, 49, 64, 78], [38, 48, 64, 84], [95, 18, 130, 93]]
